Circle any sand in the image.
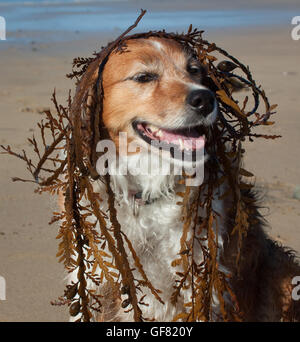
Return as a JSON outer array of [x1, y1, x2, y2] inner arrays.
[[0, 6, 300, 322]]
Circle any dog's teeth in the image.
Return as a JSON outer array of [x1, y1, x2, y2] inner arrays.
[[178, 138, 184, 150], [156, 130, 163, 137], [147, 124, 158, 133]]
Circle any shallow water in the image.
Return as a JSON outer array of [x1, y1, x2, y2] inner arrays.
[[0, 0, 298, 43]]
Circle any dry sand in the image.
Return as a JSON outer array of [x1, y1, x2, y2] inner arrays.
[[0, 20, 300, 321]]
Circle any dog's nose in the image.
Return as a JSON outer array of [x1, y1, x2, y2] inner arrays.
[[187, 89, 215, 117]]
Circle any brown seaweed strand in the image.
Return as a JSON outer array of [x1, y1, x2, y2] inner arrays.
[[39, 159, 67, 186], [121, 231, 165, 305], [105, 174, 143, 322], [179, 185, 192, 273], [66, 136, 90, 321], [84, 178, 143, 321], [190, 187, 202, 321], [84, 180, 123, 269], [72, 190, 91, 322]]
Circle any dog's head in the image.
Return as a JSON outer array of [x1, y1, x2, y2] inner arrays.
[[101, 37, 218, 162]]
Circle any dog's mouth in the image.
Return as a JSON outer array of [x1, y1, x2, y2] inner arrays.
[[132, 121, 207, 160]]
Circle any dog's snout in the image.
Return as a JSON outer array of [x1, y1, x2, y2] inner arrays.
[[187, 89, 215, 117]]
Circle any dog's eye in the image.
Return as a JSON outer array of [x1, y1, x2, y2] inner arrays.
[[187, 64, 206, 76], [133, 72, 158, 83]]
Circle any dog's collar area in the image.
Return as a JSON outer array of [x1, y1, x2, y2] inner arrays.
[[133, 191, 155, 205], [131, 191, 157, 217]]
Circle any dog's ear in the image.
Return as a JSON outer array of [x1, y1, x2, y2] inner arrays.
[[71, 59, 101, 123], [70, 57, 105, 177]]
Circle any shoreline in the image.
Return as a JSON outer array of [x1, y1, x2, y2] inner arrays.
[[0, 1, 299, 46]]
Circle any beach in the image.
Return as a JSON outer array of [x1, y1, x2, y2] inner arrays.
[[0, 0, 300, 321]]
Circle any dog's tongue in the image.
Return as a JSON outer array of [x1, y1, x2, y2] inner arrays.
[[138, 123, 205, 150]]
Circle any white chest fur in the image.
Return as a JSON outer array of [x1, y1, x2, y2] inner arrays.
[[114, 191, 187, 321], [68, 153, 227, 321]]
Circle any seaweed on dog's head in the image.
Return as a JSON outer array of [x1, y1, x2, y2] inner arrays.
[[1, 9, 281, 321]]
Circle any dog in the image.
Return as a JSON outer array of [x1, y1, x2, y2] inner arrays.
[[63, 36, 300, 322]]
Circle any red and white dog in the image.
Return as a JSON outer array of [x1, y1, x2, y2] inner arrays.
[[64, 37, 300, 322]]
